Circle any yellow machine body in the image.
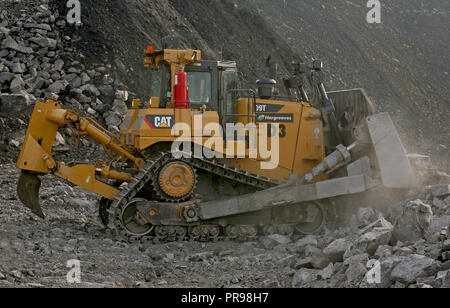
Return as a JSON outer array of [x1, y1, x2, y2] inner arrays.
[[15, 45, 415, 233], [119, 98, 325, 183]]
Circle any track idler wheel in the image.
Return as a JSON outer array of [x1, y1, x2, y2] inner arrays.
[[120, 199, 154, 236], [294, 202, 326, 235]]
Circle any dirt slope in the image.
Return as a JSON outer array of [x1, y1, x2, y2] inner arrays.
[[58, 0, 296, 96], [240, 0, 450, 166]]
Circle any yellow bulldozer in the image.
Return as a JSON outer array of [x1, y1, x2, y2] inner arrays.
[[15, 40, 417, 241]]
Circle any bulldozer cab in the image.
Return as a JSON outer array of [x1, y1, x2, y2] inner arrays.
[[151, 60, 240, 127]]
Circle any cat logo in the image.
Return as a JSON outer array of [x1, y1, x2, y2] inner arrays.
[[145, 115, 174, 129]]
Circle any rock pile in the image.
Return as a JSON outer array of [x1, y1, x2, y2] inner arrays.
[[0, 0, 130, 154], [286, 184, 450, 288]]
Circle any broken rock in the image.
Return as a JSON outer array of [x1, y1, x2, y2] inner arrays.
[[426, 184, 450, 198], [294, 235, 318, 253], [377, 256, 403, 288], [357, 228, 392, 255], [29, 36, 57, 49], [318, 263, 334, 280], [105, 113, 122, 128], [392, 200, 433, 243], [443, 239, 450, 251], [357, 207, 377, 226], [91, 98, 104, 112], [345, 262, 367, 286], [115, 90, 129, 101], [436, 270, 450, 288], [292, 268, 319, 287], [0, 72, 14, 84], [54, 132, 65, 147], [358, 217, 393, 235], [9, 139, 20, 148], [261, 234, 291, 249], [343, 253, 369, 267], [292, 257, 313, 269], [10, 75, 25, 93], [431, 215, 450, 233], [323, 238, 352, 263], [49, 82, 68, 96], [390, 254, 440, 285], [112, 99, 127, 115], [0, 93, 32, 112], [1, 36, 33, 54], [311, 254, 332, 269]]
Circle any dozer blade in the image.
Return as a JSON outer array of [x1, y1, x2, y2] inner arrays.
[[17, 171, 44, 218]]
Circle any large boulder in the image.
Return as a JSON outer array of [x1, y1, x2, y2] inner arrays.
[[345, 262, 367, 287], [357, 228, 393, 255], [392, 200, 433, 243], [0, 93, 32, 112], [390, 254, 440, 285]]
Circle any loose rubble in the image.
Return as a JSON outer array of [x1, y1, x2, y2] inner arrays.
[[1, 157, 448, 288], [0, 0, 129, 161]]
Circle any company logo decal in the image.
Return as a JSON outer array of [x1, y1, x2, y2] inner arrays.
[[145, 115, 174, 129], [256, 113, 294, 123]]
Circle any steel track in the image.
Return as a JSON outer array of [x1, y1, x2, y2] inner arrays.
[[106, 152, 318, 243]]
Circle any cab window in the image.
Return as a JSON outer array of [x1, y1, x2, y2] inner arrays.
[[222, 70, 238, 119], [149, 69, 162, 97], [187, 72, 211, 104]]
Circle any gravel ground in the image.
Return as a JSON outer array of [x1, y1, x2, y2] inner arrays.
[[0, 164, 297, 288], [1, 163, 449, 288]]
